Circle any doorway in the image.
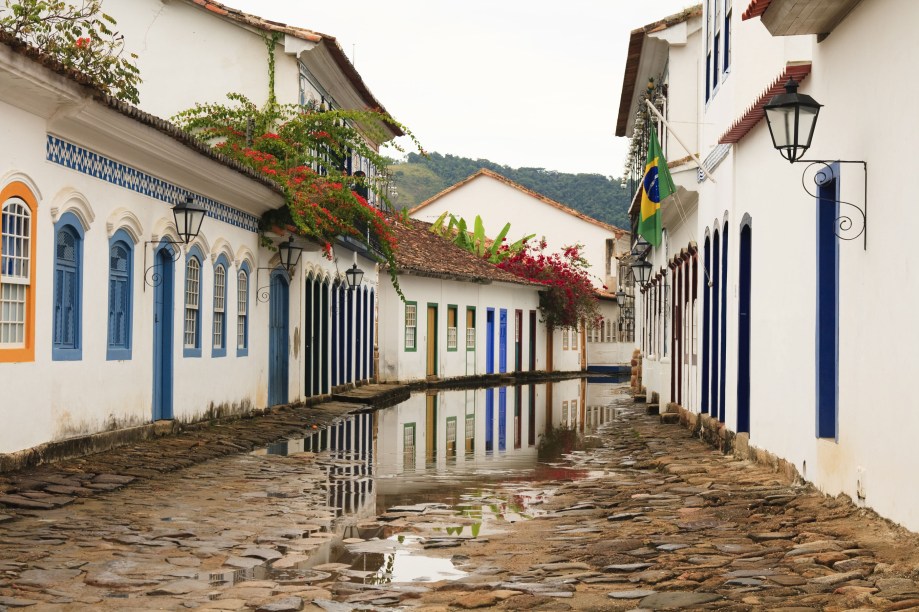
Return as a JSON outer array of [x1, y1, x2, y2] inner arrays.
[[268, 271, 290, 406], [426, 303, 438, 377], [152, 245, 175, 421]]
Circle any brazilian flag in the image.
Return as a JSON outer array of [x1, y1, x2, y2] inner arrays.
[[638, 125, 674, 247]]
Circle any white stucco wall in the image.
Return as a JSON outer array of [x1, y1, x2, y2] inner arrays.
[[376, 275, 549, 382]]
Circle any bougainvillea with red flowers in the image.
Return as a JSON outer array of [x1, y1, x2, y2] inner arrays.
[[172, 35, 423, 294], [496, 240, 600, 330]]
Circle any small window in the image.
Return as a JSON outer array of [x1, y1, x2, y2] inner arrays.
[[562, 329, 569, 350], [107, 233, 133, 360], [184, 253, 202, 356], [404, 302, 417, 351], [1, 197, 32, 354], [562, 400, 569, 424], [52, 218, 83, 361], [212, 261, 227, 356], [724, 2, 732, 73], [447, 305, 458, 351], [466, 307, 476, 350], [237, 266, 249, 355]]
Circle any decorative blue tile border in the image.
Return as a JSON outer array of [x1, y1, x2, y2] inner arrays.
[[46, 135, 260, 233]]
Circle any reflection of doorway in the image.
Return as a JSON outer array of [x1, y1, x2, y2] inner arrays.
[[152, 245, 175, 421], [403, 422, 415, 469], [425, 394, 437, 460], [446, 416, 457, 458], [268, 271, 290, 406], [514, 385, 522, 449], [426, 304, 438, 378]]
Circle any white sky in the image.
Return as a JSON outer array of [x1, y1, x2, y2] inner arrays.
[[228, 1, 697, 177]]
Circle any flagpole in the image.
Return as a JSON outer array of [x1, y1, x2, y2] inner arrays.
[[644, 99, 717, 184]]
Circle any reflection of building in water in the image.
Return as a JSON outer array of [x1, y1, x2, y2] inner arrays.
[[262, 412, 376, 520], [376, 386, 548, 480], [548, 378, 587, 432]]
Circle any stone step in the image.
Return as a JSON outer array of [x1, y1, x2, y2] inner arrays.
[[633, 394, 647, 403], [645, 404, 660, 416], [660, 413, 680, 425]]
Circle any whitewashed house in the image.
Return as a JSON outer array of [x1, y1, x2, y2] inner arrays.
[[377, 218, 567, 382], [409, 169, 630, 369], [0, 37, 297, 457], [616, 6, 704, 411], [106, 0, 402, 397], [623, 0, 919, 532]]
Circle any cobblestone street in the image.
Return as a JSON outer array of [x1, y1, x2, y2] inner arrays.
[[0, 387, 918, 611]]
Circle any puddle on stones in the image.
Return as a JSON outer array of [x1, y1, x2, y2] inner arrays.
[[235, 378, 625, 594]]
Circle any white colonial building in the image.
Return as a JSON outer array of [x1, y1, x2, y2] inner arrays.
[[621, 0, 919, 532], [409, 169, 632, 369]]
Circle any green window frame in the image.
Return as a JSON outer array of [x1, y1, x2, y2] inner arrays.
[[404, 301, 417, 351]]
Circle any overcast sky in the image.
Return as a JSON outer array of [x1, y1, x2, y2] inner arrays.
[[229, 1, 696, 177]]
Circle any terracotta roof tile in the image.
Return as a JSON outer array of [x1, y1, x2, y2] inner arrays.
[[181, 0, 403, 138], [0, 32, 284, 196], [387, 217, 540, 287], [410, 169, 626, 236], [718, 63, 812, 144], [742, 0, 774, 20]]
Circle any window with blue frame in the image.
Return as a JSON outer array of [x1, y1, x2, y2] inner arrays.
[[106, 230, 133, 360], [212, 257, 228, 357], [52, 213, 83, 360], [183, 248, 203, 357], [237, 263, 249, 356]]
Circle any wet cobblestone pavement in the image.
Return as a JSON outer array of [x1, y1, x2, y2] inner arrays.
[[0, 385, 918, 610]]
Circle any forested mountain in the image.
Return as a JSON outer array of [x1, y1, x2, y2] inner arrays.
[[388, 152, 631, 229]]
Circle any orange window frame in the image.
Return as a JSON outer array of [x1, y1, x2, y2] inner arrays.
[[0, 181, 38, 363]]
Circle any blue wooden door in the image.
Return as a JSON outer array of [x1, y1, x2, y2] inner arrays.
[[499, 309, 507, 373], [737, 224, 752, 434], [268, 272, 289, 406], [485, 309, 495, 374], [152, 247, 174, 420]]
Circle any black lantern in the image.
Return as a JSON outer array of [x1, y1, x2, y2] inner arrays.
[[172, 195, 206, 244], [763, 77, 822, 163], [345, 263, 364, 290], [630, 258, 653, 286], [615, 289, 626, 306], [278, 237, 303, 272]]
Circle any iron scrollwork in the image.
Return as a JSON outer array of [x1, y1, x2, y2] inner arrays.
[[143, 241, 183, 290], [799, 160, 868, 250]]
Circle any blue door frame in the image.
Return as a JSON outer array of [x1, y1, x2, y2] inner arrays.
[[268, 271, 290, 406], [719, 224, 729, 423], [499, 309, 507, 373], [485, 308, 495, 374], [701, 237, 711, 414], [152, 244, 175, 421], [817, 171, 839, 439], [710, 230, 720, 421]]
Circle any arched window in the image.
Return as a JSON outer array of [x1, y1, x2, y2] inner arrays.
[[52, 213, 84, 360], [237, 263, 249, 356], [184, 249, 203, 357], [212, 257, 228, 357], [1, 197, 32, 357], [107, 230, 133, 360]]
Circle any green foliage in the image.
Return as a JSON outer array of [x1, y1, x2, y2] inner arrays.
[[429, 212, 533, 264], [392, 152, 631, 228], [0, 0, 141, 103]]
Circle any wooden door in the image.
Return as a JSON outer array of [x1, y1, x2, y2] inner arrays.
[[426, 304, 437, 377]]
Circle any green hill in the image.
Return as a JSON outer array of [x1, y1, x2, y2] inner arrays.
[[388, 152, 631, 229]]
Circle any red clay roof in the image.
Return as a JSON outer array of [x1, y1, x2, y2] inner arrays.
[[615, 5, 702, 137], [742, 0, 774, 20], [184, 0, 403, 138], [0, 32, 283, 195], [387, 217, 540, 287], [410, 169, 626, 236], [718, 63, 812, 145]]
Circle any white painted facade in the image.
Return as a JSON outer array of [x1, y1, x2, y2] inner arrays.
[[377, 274, 547, 382], [624, 0, 919, 531]]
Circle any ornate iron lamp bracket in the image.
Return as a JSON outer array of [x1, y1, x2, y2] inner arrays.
[[142, 240, 184, 290], [798, 160, 868, 250]]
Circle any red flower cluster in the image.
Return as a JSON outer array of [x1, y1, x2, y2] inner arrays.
[[496, 241, 599, 329]]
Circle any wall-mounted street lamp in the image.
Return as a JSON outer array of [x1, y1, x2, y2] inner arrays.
[[345, 263, 364, 290], [763, 78, 867, 249], [615, 289, 626, 306], [630, 258, 653, 287], [144, 194, 208, 289], [257, 236, 303, 304]]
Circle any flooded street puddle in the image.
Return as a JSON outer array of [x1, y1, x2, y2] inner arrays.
[[242, 377, 627, 596]]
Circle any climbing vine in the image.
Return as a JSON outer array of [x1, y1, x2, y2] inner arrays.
[[172, 34, 423, 295]]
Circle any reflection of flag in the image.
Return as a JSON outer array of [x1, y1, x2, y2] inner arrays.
[[638, 126, 673, 247]]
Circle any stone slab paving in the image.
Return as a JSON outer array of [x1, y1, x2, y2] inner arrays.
[[405, 393, 919, 610], [1, 388, 919, 610]]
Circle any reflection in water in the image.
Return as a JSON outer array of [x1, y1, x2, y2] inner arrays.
[[253, 378, 624, 585]]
